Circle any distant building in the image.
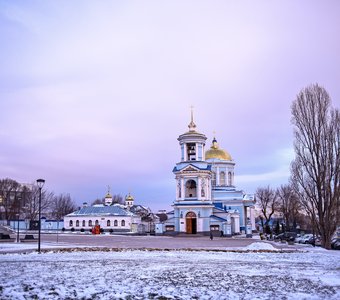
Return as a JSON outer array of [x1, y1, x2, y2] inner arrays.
[[64, 191, 157, 233], [161, 112, 255, 236]]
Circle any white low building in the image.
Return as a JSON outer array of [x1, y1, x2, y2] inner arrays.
[[64, 204, 141, 233]]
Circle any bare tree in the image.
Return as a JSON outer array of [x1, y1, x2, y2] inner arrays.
[[256, 186, 279, 234], [291, 84, 340, 249], [112, 194, 124, 205], [91, 194, 124, 206], [50, 194, 77, 219], [91, 198, 104, 205], [23, 186, 54, 221], [0, 178, 20, 221], [277, 184, 301, 231]]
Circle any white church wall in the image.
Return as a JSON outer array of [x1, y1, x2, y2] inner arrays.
[[64, 215, 133, 231]]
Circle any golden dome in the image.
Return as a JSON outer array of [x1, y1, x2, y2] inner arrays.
[[105, 185, 112, 198], [205, 138, 232, 161], [126, 193, 134, 201]]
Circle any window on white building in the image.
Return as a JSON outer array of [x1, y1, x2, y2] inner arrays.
[[212, 172, 216, 186], [82, 220, 85, 227], [88, 220, 92, 227], [220, 171, 226, 186], [185, 179, 197, 198], [76, 220, 79, 227], [210, 225, 220, 231], [121, 220, 125, 227], [114, 220, 118, 227], [228, 172, 232, 186], [69, 220, 73, 227], [107, 220, 111, 227]]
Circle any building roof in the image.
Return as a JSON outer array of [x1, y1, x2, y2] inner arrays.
[[67, 205, 134, 217], [173, 163, 211, 172], [210, 215, 228, 222], [173, 202, 214, 206]]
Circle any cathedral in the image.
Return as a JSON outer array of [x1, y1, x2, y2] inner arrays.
[[161, 112, 255, 236]]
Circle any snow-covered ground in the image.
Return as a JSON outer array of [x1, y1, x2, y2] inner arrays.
[[0, 242, 339, 299]]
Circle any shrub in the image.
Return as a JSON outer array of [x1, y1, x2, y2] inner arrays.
[[62, 227, 65, 232], [109, 229, 113, 234], [71, 227, 75, 232], [80, 228, 84, 232]]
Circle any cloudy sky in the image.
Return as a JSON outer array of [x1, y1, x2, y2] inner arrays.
[[1, 1, 339, 211]]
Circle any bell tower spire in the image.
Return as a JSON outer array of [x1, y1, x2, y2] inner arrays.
[[188, 105, 196, 132]]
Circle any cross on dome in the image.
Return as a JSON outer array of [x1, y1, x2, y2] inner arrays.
[[188, 105, 197, 132]]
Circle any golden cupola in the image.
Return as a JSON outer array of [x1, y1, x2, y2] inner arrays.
[[125, 193, 134, 201], [205, 137, 232, 161], [104, 186, 113, 206], [125, 192, 134, 207]]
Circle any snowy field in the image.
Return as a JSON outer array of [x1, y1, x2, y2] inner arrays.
[[0, 243, 339, 300]]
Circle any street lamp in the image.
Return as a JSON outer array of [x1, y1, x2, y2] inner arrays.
[[36, 179, 45, 253], [16, 194, 22, 243]]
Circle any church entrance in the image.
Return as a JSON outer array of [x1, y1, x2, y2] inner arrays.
[[186, 212, 197, 234]]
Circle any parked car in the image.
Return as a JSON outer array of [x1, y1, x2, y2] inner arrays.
[[331, 238, 340, 250], [294, 234, 304, 243], [274, 232, 297, 241], [298, 234, 314, 244], [305, 235, 321, 246]]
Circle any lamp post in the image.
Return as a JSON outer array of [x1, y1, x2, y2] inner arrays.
[[16, 213, 20, 242], [16, 194, 22, 243], [36, 179, 45, 253]]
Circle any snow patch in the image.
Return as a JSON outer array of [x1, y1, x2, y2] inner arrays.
[[245, 242, 277, 251]]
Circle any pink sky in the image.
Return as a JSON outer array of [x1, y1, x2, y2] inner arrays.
[[1, 1, 339, 211]]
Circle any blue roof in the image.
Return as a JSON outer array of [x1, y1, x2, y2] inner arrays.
[[174, 203, 213, 206], [210, 215, 228, 222], [213, 206, 226, 212], [68, 205, 134, 216], [173, 163, 211, 172]]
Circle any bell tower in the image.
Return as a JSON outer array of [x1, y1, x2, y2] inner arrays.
[[172, 109, 214, 234], [177, 107, 207, 162]]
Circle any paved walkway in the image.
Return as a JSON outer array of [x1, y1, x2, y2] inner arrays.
[[0, 233, 311, 254]]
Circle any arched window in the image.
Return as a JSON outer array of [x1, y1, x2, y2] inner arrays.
[[121, 220, 125, 227], [228, 172, 232, 186], [76, 220, 79, 227], [185, 180, 197, 198], [88, 220, 92, 227], [114, 220, 118, 227], [211, 172, 216, 186], [69, 220, 73, 227], [95, 220, 99, 225], [107, 220, 111, 227], [220, 171, 226, 186], [82, 220, 85, 227]]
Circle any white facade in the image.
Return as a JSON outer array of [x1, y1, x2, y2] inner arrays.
[[64, 204, 141, 232], [164, 113, 255, 236]]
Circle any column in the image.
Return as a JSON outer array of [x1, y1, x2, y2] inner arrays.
[[249, 207, 255, 230], [176, 179, 180, 201], [181, 144, 184, 161], [181, 178, 185, 200], [195, 143, 198, 161], [197, 177, 201, 200], [216, 166, 220, 186], [246, 207, 252, 238], [244, 207, 247, 228]]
